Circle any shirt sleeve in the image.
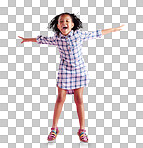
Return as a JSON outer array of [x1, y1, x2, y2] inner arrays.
[[36, 35, 57, 45], [80, 29, 102, 41]]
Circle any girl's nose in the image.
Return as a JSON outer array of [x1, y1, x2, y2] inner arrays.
[[62, 23, 67, 26]]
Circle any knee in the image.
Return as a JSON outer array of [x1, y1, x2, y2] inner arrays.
[[74, 96, 83, 105], [56, 95, 66, 104]]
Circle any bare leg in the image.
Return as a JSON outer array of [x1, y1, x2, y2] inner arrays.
[[74, 87, 85, 129], [52, 86, 67, 128]]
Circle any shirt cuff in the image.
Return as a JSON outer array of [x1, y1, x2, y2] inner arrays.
[[97, 29, 102, 38], [36, 35, 42, 44]]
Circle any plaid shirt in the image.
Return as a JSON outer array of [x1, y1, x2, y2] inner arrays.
[[36, 29, 102, 94]]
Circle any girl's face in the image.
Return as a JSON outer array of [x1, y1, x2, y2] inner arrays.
[[57, 14, 74, 36]]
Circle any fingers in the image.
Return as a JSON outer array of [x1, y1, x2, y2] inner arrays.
[[18, 36, 23, 39], [114, 24, 125, 32], [114, 28, 122, 32], [18, 36, 24, 44], [117, 25, 124, 30], [120, 24, 125, 28]]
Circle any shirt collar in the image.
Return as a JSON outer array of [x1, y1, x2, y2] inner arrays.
[[59, 30, 73, 38]]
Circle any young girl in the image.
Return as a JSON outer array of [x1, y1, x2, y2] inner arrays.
[[18, 12, 124, 143]]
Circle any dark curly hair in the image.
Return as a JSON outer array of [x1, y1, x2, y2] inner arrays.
[[48, 12, 83, 36]]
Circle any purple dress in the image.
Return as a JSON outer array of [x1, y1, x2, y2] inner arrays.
[[36, 29, 102, 94]]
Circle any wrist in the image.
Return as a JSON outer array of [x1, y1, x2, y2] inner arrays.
[[23, 38, 26, 42], [24, 38, 36, 42], [24, 38, 29, 42]]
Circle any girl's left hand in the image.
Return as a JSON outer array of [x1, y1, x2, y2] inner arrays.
[[113, 24, 125, 32], [18, 36, 25, 44]]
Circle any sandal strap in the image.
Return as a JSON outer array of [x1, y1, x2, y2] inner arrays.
[[78, 129, 86, 133], [48, 127, 59, 141], [51, 130, 57, 134], [80, 132, 86, 137], [51, 127, 58, 131], [50, 132, 56, 137], [78, 129, 88, 142], [51, 127, 58, 133], [49, 127, 58, 137], [81, 135, 88, 141], [80, 133, 88, 139], [80, 133, 87, 138]]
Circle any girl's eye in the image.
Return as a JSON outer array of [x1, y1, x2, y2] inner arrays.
[[60, 20, 69, 22]]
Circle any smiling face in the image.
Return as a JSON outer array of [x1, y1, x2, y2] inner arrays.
[[57, 14, 74, 36]]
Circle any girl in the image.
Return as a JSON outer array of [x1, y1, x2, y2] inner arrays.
[[18, 12, 124, 143]]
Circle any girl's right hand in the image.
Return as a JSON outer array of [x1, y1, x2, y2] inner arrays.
[[18, 36, 25, 44], [113, 24, 125, 32]]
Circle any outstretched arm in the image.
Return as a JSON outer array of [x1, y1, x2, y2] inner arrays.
[[18, 36, 37, 44], [101, 24, 125, 35], [18, 35, 57, 45]]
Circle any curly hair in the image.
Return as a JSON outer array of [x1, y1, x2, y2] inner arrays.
[[48, 12, 83, 36]]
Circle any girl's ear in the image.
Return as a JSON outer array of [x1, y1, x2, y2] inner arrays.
[[72, 23, 74, 28]]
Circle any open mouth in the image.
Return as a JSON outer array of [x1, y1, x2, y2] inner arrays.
[[63, 26, 68, 30]]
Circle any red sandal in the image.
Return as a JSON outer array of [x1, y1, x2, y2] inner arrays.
[[77, 129, 88, 143], [47, 127, 59, 141]]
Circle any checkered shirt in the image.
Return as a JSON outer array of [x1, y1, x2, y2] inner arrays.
[[36, 29, 102, 94]]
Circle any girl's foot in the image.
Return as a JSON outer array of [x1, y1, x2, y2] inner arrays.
[[77, 128, 88, 143], [47, 127, 59, 141]]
